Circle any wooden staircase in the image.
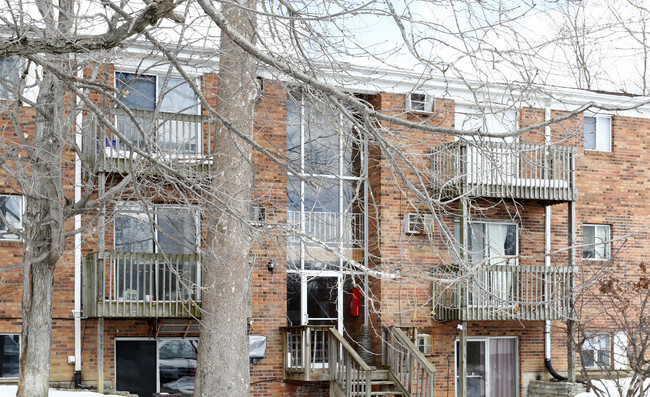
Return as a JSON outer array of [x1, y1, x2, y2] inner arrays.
[[361, 369, 404, 396], [280, 326, 435, 397]]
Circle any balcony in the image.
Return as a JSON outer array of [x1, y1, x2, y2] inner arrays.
[[83, 108, 213, 174], [432, 264, 573, 321], [431, 141, 576, 201], [287, 211, 362, 248], [82, 252, 201, 318]]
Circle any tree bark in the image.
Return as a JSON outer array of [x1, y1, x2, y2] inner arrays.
[[17, 65, 66, 397], [194, 0, 257, 396]]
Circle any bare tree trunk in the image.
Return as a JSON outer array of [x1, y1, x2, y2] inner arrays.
[[17, 66, 66, 397], [194, 1, 257, 396]]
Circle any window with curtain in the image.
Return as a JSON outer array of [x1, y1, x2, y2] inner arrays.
[[583, 224, 610, 260], [457, 338, 517, 397]]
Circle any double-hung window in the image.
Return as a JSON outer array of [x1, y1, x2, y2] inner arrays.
[[584, 116, 611, 151], [114, 206, 198, 302], [583, 224, 610, 260], [0, 57, 19, 99], [0, 195, 22, 240], [582, 333, 611, 368], [114, 72, 200, 155]]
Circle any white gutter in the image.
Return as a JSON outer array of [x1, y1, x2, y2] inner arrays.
[[73, 63, 83, 384], [545, 106, 552, 362]]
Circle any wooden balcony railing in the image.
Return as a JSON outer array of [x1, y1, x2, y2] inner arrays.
[[82, 252, 201, 318], [83, 108, 213, 173], [432, 264, 573, 321], [431, 141, 576, 201], [383, 327, 436, 397], [281, 325, 332, 381], [281, 325, 374, 395]]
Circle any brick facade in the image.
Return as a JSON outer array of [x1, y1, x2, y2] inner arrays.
[[0, 57, 646, 397]]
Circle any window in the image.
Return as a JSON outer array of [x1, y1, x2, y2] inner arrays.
[[417, 334, 432, 354], [584, 116, 611, 151], [115, 206, 197, 254], [114, 72, 200, 154], [404, 212, 434, 234], [456, 338, 518, 397], [406, 93, 434, 113], [0, 195, 21, 240], [583, 333, 611, 369], [583, 224, 610, 260], [0, 57, 19, 99], [114, 206, 198, 302], [454, 221, 518, 305], [465, 221, 518, 265], [0, 334, 20, 378]]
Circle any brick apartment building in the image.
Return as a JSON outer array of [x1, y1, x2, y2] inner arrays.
[[0, 48, 647, 397]]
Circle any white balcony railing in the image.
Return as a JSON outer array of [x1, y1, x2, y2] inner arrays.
[[287, 211, 362, 247], [431, 141, 576, 201]]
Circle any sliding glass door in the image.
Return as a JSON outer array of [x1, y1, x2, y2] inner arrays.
[[457, 337, 518, 397]]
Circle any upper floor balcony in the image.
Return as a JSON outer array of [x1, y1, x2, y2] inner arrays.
[[431, 141, 577, 202], [82, 252, 201, 318], [83, 108, 214, 174], [287, 210, 362, 248], [432, 263, 573, 321]]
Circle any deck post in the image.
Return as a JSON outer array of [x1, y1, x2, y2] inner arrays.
[[97, 317, 104, 393], [458, 197, 468, 397]]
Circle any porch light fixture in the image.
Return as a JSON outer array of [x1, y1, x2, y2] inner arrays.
[[267, 260, 275, 273]]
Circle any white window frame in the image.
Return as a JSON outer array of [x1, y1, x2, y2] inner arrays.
[[0, 195, 22, 241], [416, 334, 433, 354], [0, 334, 20, 379], [584, 115, 612, 152], [582, 332, 611, 369], [406, 92, 434, 114], [404, 212, 434, 234], [583, 224, 610, 260], [465, 220, 519, 265]]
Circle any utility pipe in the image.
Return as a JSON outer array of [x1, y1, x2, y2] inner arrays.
[[73, 61, 83, 387]]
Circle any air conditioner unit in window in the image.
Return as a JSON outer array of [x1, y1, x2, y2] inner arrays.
[[406, 93, 434, 114], [404, 212, 435, 234], [250, 205, 266, 226]]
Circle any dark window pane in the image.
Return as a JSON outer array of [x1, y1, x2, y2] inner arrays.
[[287, 274, 301, 326], [116, 72, 155, 111], [157, 208, 196, 254], [0, 335, 20, 378], [159, 339, 198, 396], [114, 211, 154, 253]]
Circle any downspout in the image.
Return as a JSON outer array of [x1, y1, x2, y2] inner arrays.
[[73, 63, 83, 388], [544, 106, 567, 382]]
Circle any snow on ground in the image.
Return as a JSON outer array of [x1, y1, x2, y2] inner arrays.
[[575, 378, 650, 397], [0, 386, 125, 397]]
